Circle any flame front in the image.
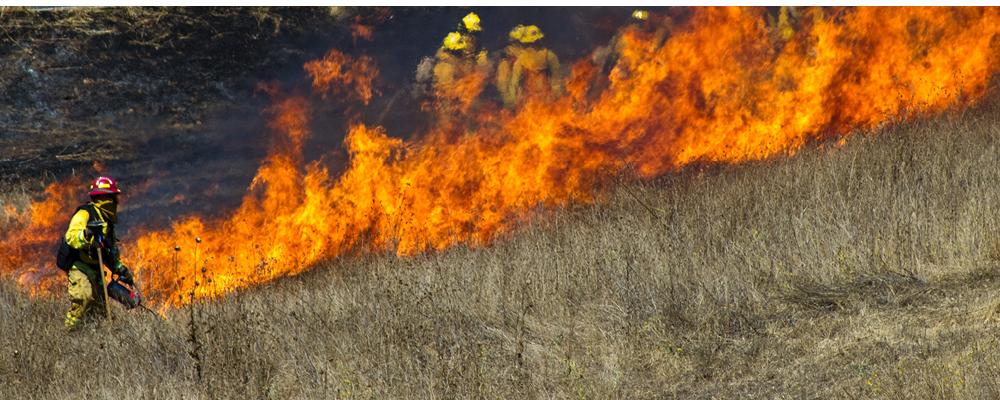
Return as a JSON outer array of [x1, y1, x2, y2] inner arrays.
[[3, 7, 999, 307]]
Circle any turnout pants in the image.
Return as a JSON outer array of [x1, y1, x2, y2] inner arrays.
[[65, 262, 105, 330]]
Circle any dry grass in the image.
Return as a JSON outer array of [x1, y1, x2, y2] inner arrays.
[[2, 102, 1000, 398], [0, 186, 29, 230]]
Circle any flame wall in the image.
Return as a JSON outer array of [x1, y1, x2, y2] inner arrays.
[[2, 7, 999, 308]]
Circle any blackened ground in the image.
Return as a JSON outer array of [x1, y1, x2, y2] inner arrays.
[[0, 7, 340, 183]]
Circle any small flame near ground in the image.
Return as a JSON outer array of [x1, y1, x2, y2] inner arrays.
[[2, 7, 999, 308]]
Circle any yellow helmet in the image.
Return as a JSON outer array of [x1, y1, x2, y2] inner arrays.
[[510, 24, 544, 44], [508, 25, 524, 42], [462, 12, 482, 32], [442, 32, 469, 51], [632, 10, 649, 21]]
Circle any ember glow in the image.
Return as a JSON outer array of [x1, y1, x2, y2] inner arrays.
[[3, 7, 999, 307]]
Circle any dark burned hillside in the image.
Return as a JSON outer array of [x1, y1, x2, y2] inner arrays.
[[0, 7, 340, 184]]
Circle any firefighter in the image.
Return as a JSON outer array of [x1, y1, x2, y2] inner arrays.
[[414, 12, 488, 99], [496, 24, 562, 108], [433, 32, 489, 92], [494, 27, 522, 107], [413, 13, 491, 128], [409, 30, 492, 132], [592, 10, 673, 77], [458, 12, 485, 61], [765, 6, 799, 48], [63, 176, 133, 330], [586, 10, 673, 102]]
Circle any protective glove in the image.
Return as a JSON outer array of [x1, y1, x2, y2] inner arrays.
[[114, 263, 134, 286], [85, 221, 107, 248]]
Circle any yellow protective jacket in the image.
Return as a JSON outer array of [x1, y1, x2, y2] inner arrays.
[[503, 44, 561, 107], [431, 48, 490, 113], [495, 45, 521, 107], [432, 49, 488, 86], [64, 201, 121, 269]]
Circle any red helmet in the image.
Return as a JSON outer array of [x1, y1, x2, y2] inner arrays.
[[88, 176, 122, 197]]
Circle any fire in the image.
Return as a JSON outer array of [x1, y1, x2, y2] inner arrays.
[[0, 178, 84, 295], [436, 70, 491, 113], [352, 22, 375, 42], [2, 7, 999, 308], [304, 49, 378, 105]]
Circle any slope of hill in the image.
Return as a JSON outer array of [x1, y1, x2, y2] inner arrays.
[[3, 98, 998, 398]]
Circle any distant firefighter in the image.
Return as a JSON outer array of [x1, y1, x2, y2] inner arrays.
[[496, 24, 562, 108], [586, 10, 674, 102], [414, 12, 489, 97], [458, 11, 484, 55], [414, 12, 491, 126], [765, 6, 799, 48], [591, 10, 674, 72], [59, 176, 134, 331], [593, 9, 673, 75]]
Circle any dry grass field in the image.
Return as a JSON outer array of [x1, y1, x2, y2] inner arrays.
[[1, 98, 998, 399]]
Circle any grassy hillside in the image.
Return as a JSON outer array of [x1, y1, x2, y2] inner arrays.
[[2, 101, 999, 398]]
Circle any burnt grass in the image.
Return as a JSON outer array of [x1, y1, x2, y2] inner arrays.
[[0, 7, 342, 186], [3, 99, 1000, 398]]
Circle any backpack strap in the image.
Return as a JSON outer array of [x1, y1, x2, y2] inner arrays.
[[80, 203, 115, 241], [80, 203, 118, 267]]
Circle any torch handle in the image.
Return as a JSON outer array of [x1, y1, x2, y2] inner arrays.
[[95, 234, 112, 321]]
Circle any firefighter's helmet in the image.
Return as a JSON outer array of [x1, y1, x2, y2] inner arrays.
[[632, 10, 649, 21], [510, 24, 544, 44], [88, 176, 121, 197], [508, 25, 524, 42], [442, 32, 469, 51], [462, 12, 482, 32]]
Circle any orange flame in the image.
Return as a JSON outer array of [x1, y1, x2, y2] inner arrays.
[[0, 178, 85, 295], [3, 7, 999, 308], [304, 49, 378, 105], [352, 22, 375, 42]]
